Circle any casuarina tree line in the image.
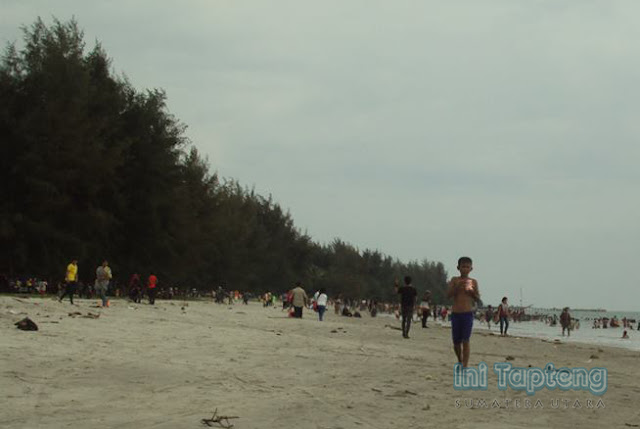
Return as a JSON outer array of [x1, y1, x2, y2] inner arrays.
[[0, 18, 450, 303]]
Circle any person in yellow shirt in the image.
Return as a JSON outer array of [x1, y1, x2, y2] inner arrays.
[[59, 259, 78, 304]]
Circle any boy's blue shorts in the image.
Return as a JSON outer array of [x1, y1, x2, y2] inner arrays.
[[451, 312, 474, 344]]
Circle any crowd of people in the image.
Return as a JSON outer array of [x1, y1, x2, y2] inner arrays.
[[4, 256, 632, 354], [2, 260, 169, 307], [590, 315, 638, 330], [0, 258, 529, 334], [3, 277, 50, 295]]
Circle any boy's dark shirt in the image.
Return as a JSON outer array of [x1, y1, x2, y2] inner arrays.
[[397, 285, 417, 309]]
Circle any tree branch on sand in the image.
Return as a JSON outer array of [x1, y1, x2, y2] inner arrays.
[[201, 409, 239, 428]]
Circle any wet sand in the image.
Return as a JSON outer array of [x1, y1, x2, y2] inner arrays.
[[1, 296, 639, 428]]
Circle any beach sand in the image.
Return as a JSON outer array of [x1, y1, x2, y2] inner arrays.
[[1, 296, 639, 428]]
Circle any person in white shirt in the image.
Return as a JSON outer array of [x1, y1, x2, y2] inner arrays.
[[316, 288, 328, 321]]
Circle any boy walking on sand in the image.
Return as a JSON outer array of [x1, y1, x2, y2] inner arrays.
[[447, 257, 480, 368]]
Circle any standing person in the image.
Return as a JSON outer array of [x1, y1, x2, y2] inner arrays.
[[447, 257, 480, 368], [148, 273, 158, 305], [441, 306, 449, 322], [316, 288, 328, 321], [290, 281, 308, 318], [128, 273, 142, 303], [334, 294, 343, 315], [59, 259, 79, 304], [420, 291, 432, 328], [560, 307, 572, 337], [282, 290, 293, 311], [94, 260, 112, 307], [485, 305, 494, 330], [394, 276, 417, 339], [498, 297, 510, 336]]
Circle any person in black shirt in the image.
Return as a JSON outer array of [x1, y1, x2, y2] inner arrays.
[[394, 276, 417, 338]]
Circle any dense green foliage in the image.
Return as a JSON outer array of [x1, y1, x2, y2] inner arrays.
[[0, 18, 449, 302]]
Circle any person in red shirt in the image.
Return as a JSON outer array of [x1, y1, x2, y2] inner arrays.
[[148, 273, 158, 305]]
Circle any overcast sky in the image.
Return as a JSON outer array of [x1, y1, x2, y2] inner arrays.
[[2, 1, 638, 311]]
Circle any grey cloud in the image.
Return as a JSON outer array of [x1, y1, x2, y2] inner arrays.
[[2, 1, 639, 309]]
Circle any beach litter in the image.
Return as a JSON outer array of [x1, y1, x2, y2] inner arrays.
[[384, 324, 402, 331], [386, 389, 419, 398], [15, 317, 38, 331], [68, 312, 100, 319], [201, 408, 238, 428]]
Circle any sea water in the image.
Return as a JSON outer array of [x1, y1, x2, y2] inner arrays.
[[474, 309, 640, 352]]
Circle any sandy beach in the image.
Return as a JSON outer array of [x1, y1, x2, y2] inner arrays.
[[2, 295, 639, 429]]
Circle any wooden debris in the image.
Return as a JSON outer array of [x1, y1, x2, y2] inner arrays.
[[82, 312, 100, 319], [69, 312, 100, 319], [386, 389, 419, 398], [201, 409, 239, 428]]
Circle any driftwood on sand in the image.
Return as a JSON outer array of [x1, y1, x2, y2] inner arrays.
[[201, 409, 239, 428]]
